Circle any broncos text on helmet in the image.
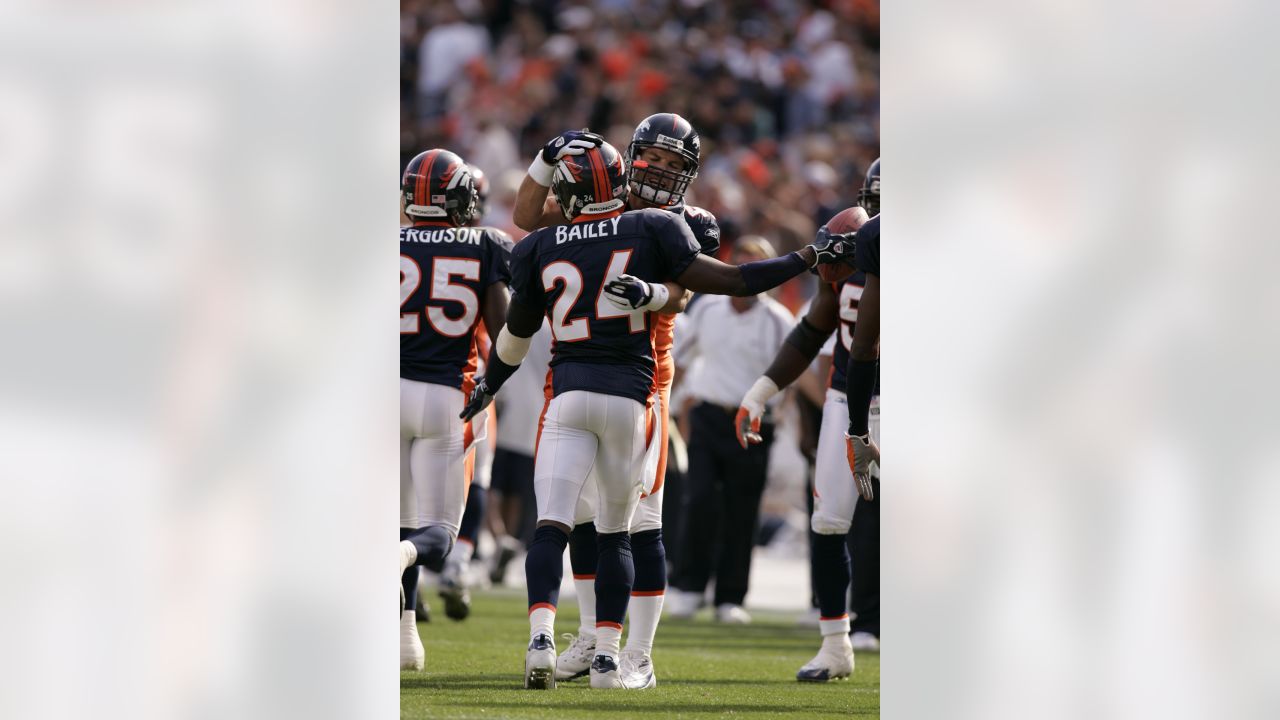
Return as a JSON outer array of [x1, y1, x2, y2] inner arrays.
[[549, 140, 629, 220], [402, 149, 477, 226]]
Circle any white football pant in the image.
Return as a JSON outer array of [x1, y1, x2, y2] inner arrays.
[[535, 390, 648, 534], [811, 388, 865, 536], [574, 391, 664, 532], [400, 378, 473, 537]]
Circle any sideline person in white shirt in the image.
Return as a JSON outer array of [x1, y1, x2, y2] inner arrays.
[[667, 237, 796, 623]]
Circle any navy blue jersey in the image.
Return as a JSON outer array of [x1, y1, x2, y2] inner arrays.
[[400, 223, 512, 388], [677, 204, 721, 256], [510, 208, 701, 404], [829, 272, 867, 390], [854, 214, 879, 276]]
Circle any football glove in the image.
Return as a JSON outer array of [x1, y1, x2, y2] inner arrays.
[[734, 407, 763, 449], [459, 377, 496, 422], [806, 225, 857, 268], [540, 130, 604, 166], [603, 273, 669, 311], [844, 432, 879, 501]]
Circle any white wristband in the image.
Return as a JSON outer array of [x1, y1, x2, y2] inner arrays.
[[740, 376, 780, 417], [643, 282, 670, 311], [527, 155, 555, 187], [495, 326, 532, 365]]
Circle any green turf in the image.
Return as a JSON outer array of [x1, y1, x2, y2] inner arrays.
[[401, 590, 879, 719]]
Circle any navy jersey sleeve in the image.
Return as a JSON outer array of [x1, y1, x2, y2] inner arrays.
[[508, 233, 545, 307], [854, 215, 880, 277], [647, 210, 702, 280], [484, 228, 514, 287], [682, 205, 721, 256]]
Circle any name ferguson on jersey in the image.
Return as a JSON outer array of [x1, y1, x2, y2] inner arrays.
[[555, 216, 623, 245], [401, 227, 484, 245]]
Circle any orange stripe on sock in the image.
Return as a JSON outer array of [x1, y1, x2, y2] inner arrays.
[[630, 590, 665, 597], [528, 602, 557, 615], [595, 621, 623, 630], [819, 614, 849, 622], [572, 574, 596, 580]]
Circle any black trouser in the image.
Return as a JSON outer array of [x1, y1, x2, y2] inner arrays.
[[671, 401, 774, 607], [848, 477, 880, 635]]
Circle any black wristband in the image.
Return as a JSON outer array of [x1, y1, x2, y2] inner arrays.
[[784, 317, 834, 358], [846, 357, 877, 436], [739, 252, 807, 295], [483, 351, 521, 394]]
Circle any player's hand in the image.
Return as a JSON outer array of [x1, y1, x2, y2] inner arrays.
[[734, 405, 763, 449], [807, 225, 857, 267], [845, 432, 879, 500], [603, 273, 658, 311], [459, 377, 496, 422], [539, 130, 604, 166]]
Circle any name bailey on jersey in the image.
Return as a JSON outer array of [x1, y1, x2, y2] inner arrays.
[[401, 226, 485, 245], [555, 216, 622, 245]]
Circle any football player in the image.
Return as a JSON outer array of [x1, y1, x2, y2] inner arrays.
[[435, 164, 512, 622], [398, 149, 513, 670], [844, 160, 880, 487], [735, 159, 880, 683], [512, 113, 719, 690], [460, 138, 852, 690]]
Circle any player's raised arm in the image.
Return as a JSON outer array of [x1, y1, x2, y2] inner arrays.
[[513, 130, 604, 231], [733, 282, 841, 447]]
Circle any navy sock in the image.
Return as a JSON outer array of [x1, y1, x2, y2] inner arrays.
[[595, 531, 634, 626], [812, 532, 852, 619], [569, 522, 598, 579], [525, 525, 570, 608], [407, 525, 453, 573], [458, 487, 487, 548], [630, 528, 666, 593], [400, 527, 419, 612]]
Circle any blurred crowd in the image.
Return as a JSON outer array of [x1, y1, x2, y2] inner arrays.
[[401, 0, 879, 311]]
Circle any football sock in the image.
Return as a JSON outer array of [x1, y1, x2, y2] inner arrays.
[[595, 624, 622, 660], [569, 523, 599, 636], [406, 525, 454, 572], [456, 486, 486, 549], [526, 525, 569, 611], [625, 528, 666, 655], [594, 531, 634, 630], [529, 605, 555, 642], [812, 533, 852, 635], [400, 528, 420, 612]]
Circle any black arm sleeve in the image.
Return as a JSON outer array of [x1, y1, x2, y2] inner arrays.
[[846, 356, 877, 436], [785, 317, 833, 358]]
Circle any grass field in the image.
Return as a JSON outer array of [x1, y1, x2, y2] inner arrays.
[[401, 590, 879, 719]]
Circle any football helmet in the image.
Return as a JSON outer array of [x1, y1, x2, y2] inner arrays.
[[626, 112, 701, 207], [402, 149, 477, 225], [467, 164, 489, 225], [858, 158, 880, 216], [550, 140, 629, 219]]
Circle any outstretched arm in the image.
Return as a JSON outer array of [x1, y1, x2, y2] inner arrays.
[[460, 298, 544, 421], [733, 283, 838, 447]]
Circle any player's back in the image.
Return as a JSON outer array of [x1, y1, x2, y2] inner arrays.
[[400, 222, 512, 389], [509, 208, 700, 405]]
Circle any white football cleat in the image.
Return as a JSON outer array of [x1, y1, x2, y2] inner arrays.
[[524, 633, 557, 690], [555, 632, 595, 680], [619, 648, 656, 689], [850, 631, 880, 652], [589, 654, 625, 689], [664, 589, 703, 619], [796, 640, 854, 682], [400, 610, 424, 671], [715, 603, 752, 624]]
